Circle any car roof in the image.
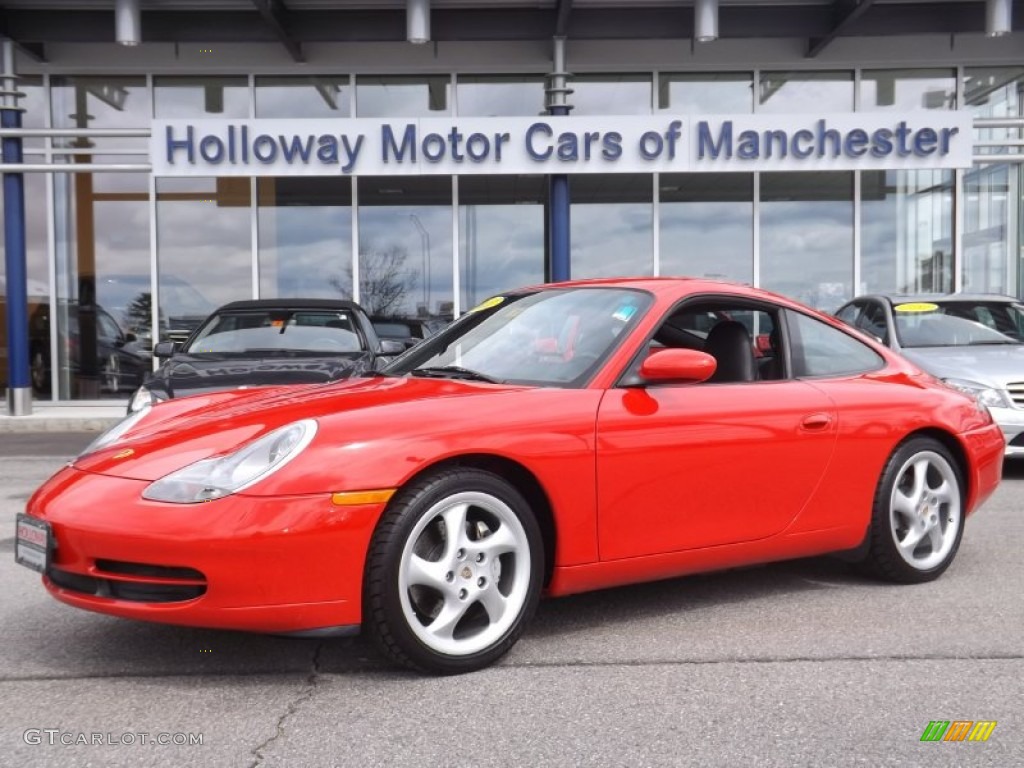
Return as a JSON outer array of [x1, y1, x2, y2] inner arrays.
[[517, 276, 792, 302], [213, 299, 364, 312], [853, 292, 1020, 305]]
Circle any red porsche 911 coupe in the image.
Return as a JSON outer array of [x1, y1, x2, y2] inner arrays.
[[16, 278, 1004, 674]]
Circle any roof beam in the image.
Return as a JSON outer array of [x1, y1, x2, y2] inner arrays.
[[0, 9, 45, 62], [250, 0, 303, 62], [806, 0, 876, 58]]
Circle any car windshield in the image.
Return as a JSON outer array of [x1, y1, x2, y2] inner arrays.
[[384, 287, 651, 386], [184, 309, 366, 356], [894, 300, 1024, 348]]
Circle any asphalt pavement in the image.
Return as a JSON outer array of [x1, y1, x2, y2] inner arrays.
[[1, 433, 1021, 767]]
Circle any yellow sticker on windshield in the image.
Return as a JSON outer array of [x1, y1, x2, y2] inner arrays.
[[894, 302, 939, 313], [470, 296, 505, 313]]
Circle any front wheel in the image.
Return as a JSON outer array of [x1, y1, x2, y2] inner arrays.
[[363, 468, 544, 674], [862, 437, 965, 584]]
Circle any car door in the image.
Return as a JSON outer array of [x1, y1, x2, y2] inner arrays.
[[596, 301, 838, 561]]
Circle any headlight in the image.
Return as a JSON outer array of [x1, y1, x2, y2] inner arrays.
[[142, 419, 318, 504], [128, 385, 167, 413], [943, 378, 1011, 409], [79, 405, 152, 458]]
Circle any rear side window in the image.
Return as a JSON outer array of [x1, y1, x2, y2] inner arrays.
[[786, 310, 884, 377], [856, 302, 889, 345]]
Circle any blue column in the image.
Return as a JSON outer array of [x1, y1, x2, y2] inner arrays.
[[2, 85, 31, 415], [548, 115, 570, 282]]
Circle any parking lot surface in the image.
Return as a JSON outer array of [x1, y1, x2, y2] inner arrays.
[[1, 433, 1021, 767]]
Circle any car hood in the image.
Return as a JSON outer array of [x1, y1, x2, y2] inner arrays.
[[144, 352, 375, 399], [900, 345, 1024, 387], [75, 375, 548, 482]]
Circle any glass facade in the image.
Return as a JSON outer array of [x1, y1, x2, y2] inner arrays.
[[1, 68, 1022, 403]]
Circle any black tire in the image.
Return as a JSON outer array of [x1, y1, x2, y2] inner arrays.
[[363, 468, 544, 674], [861, 436, 965, 584]]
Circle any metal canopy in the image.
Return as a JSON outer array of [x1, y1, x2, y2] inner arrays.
[[0, 1, 1019, 61]]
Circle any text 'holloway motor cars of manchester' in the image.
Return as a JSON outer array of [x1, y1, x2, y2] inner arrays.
[[16, 278, 1004, 674]]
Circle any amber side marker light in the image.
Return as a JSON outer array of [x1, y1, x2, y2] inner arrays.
[[331, 489, 396, 506]]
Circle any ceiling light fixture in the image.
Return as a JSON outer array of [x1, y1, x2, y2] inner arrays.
[[115, 0, 141, 47], [407, 0, 431, 44], [986, 0, 1012, 37], [694, 0, 719, 43]]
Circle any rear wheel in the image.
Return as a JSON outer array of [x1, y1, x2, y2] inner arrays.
[[862, 437, 964, 584], [363, 468, 544, 674]]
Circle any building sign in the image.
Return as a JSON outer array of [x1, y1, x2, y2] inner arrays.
[[151, 112, 972, 177]]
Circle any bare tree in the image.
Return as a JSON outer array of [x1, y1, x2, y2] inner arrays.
[[330, 245, 418, 318]]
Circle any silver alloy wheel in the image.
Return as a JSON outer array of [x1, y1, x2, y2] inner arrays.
[[398, 490, 531, 657], [889, 450, 961, 571]]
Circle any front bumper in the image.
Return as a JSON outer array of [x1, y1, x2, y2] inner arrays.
[[962, 422, 1005, 515], [986, 405, 1024, 457], [25, 466, 385, 633]]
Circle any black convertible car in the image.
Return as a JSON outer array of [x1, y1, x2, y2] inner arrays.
[[128, 299, 404, 412]]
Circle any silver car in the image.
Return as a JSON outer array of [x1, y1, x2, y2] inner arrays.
[[836, 293, 1024, 457]]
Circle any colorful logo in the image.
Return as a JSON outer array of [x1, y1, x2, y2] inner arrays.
[[920, 721, 997, 742]]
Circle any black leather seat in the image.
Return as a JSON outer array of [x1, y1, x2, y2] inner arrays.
[[704, 320, 756, 383]]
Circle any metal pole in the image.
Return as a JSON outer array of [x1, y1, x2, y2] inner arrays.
[[2, 40, 31, 415], [546, 36, 573, 283]]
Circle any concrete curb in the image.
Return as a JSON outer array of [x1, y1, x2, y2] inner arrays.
[[0, 417, 121, 433], [0, 407, 125, 434]]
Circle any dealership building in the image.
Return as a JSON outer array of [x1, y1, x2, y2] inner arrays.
[[0, 0, 1021, 412]]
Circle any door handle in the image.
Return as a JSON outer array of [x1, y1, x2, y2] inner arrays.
[[801, 412, 832, 430]]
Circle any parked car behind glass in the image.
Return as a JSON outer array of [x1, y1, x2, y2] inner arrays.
[[371, 316, 448, 350], [128, 299, 404, 412], [836, 293, 1024, 455]]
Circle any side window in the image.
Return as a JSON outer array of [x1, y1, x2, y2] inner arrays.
[[649, 302, 782, 383], [835, 303, 860, 325], [787, 310, 885, 378], [856, 302, 890, 345]]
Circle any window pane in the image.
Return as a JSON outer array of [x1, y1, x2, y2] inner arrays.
[[657, 73, 753, 114], [786, 309, 883, 377], [156, 177, 251, 342], [255, 76, 351, 118], [457, 75, 544, 117], [52, 171, 151, 400], [154, 76, 249, 119], [861, 170, 954, 294], [860, 69, 956, 111], [964, 67, 1023, 296], [571, 174, 653, 278], [459, 175, 545, 311], [357, 176, 453, 320], [758, 71, 853, 113], [660, 173, 752, 283], [356, 76, 450, 117], [761, 172, 853, 312], [51, 76, 149, 152], [258, 178, 353, 299], [572, 74, 651, 115], [964, 165, 1013, 294]]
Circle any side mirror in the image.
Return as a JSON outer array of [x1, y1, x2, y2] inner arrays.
[[379, 339, 406, 356], [638, 348, 717, 384], [125, 331, 138, 343], [154, 341, 177, 359]]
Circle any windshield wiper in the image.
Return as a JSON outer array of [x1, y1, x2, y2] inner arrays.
[[411, 365, 502, 383]]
